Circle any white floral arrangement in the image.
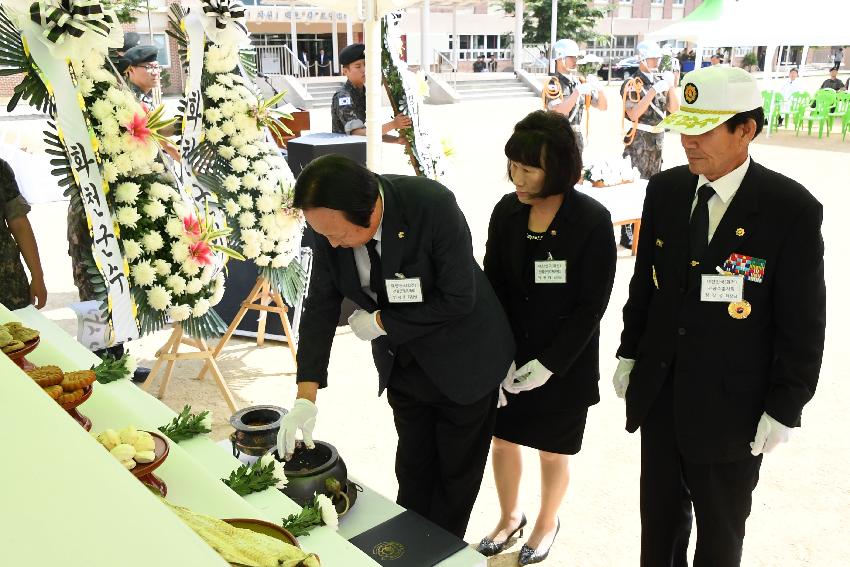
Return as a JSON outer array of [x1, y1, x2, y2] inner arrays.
[[73, 51, 234, 338], [583, 156, 640, 187]]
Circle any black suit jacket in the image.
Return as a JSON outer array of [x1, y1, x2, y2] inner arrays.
[[296, 174, 515, 405], [484, 190, 617, 410], [617, 161, 826, 463]]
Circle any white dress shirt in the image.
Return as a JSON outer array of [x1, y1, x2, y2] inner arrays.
[[353, 190, 384, 301], [692, 156, 751, 243]]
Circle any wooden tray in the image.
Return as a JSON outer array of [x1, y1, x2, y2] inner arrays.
[[131, 431, 170, 496], [4, 336, 40, 370]]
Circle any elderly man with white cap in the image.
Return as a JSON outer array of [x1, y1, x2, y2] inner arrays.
[[613, 66, 826, 566]]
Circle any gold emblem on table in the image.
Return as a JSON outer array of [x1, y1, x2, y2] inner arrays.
[[373, 541, 405, 560], [735, 227, 745, 237], [728, 300, 752, 320]]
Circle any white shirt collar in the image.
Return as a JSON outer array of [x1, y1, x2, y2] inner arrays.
[[373, 184, 384, 243], [697, 155, 751, 204]]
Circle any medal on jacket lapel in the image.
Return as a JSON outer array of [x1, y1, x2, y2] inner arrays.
[[728, 300, 752, 319]]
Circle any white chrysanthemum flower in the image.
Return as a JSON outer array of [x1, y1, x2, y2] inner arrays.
[[253, 160, 271, 176], [255, 194, 275, 213], [166, 274, 187, 294], [100, 135, 122, 155], [257, 179, 275, 194], [115, 182, 140, 204], [123, 239, 142, 260], [218, 145, 236, 160], [264, 222, 282, 241], [241, 173, 259, 189], [261, 239, 275, 253], [204, 108, 223, 123], [236, 194, 252, 210], [221, 120, 237, 136], [171, 241, 190, 263], [106, 87, 125, 105], [220, 101, 237, 118], [229, 134, 248, 149], [149, 182, 172, 201], [224, 199, 240, 216], [241, 229, 262, 246], [192, 298, 211, 318], [238, 211, 256, 229], [200, 266, 214, 285], [223, 175, 241, 193], [205, 83, 228, 101], [206, 126, 225, 144], [115, 107, 135, 127], [99, 119, 120, 138], [91, 99, 114, 122], [113, 153, 133, 174], [259, 213, 276, 232], [231, 157, 250, 173], [168, 304, 191, 322], [217, 73, 235, 86], [116, 206, 141, 228], [233, 113, 256, 134], [186, 278, 203, 295], [210, 273, 225, 306], [143, 200, 167, 220], [238, 144, 260, 158], [165, 217, 184, 238], [172, 202, 191, 219], [83, 49, 105, 72], [77, 76, 94, 98], [142, 231, 165, 253], [91, 68, 115, 85], [153, 258, 172, 276], [316, 494, 338, 529], [255, 255, 270, 267], [131, 261, 156, 287], [182, 260, 201, 277], [272, 255, 290, 268], [243, 242, 261, 259], [146, 285, 171, 311], [151, 162, 165, 174]]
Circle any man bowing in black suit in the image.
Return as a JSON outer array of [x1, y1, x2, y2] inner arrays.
[[613, 66, 826, 566], [277, 155, 515, 537]]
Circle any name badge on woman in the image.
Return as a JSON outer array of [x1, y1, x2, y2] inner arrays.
[[386, 276, 424, 303], [535, 254, 567, 284]]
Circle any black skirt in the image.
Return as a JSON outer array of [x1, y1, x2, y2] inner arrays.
[[494, 396, 589, 455]]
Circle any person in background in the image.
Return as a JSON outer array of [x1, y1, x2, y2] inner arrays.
[[477, 110, 616, 565], [778, 67, 804, 124], [489, 53, 499, 72], [832, 47, 843, 71], [820, 67, 845, 91], [613, 66, 825, 567], [330, 43, 411, 144], [299, 48, 311, 75], [1, 159, 46, 311], [317, 48, 331, 76], [473, 54, 487, 73]]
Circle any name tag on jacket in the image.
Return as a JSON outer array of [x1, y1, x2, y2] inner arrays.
[[700, 275, 744, 302], [386, 278, 424, 303], [535, 260, 567, 284]]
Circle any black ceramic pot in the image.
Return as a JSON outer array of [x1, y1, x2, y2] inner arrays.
[[229, 405, 288, 457], [266, 440, 359, 515]]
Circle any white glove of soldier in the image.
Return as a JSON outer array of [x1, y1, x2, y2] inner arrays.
[[750, 412, 792, 456], [497, 362, 516, 408], [576, 82, 595, 96], [506, 359, 553, 393], [612, 357, 635, 399], [651, 78, 670, 94], [348, 309, 386, 341], [276, 399, 317, 459], [661, 71, 675, 86]]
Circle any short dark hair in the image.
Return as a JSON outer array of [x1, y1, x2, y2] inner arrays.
[[293, 155, 379, 228], [504, 110, 583, 198], [724, 107, 765, 139]]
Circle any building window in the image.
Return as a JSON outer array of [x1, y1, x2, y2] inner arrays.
[[672, 0, 684, 4], [651, 0, 664, 4], [140, 33, 171, 68]]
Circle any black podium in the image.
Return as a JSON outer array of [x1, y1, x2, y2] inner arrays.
[[285, 132, 367, 176]]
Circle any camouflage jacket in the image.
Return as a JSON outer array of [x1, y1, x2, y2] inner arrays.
[[0, 159, 31, 310], [547, 72, 598, 127], [621, 71, 668, 127], [331, 80, 367, 135]]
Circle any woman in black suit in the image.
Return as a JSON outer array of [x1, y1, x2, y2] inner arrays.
[[477, 110, 617, 564]]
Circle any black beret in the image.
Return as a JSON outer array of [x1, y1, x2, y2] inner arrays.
[[124, 45, 159, 66], [339, 43, 365, 66], [122, 32, 140, 53]]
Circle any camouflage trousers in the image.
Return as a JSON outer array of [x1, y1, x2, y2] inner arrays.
[[67, 201, 98, 302], [621, 130, 664, 245], [0, 259, 31, 310]]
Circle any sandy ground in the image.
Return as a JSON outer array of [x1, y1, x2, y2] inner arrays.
[[9, 76, 850, 565]]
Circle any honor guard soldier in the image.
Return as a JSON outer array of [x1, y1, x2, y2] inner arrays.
[[543, 39, 607, 154], [331, 43, 411, 144], [613, 66, 825, 567], [620, 41, 679, 247]]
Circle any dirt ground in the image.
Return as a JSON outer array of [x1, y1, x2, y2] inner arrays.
[[11, 75, 850, 565]]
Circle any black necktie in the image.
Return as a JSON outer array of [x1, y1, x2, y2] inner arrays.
[[689, 184, 715, 262], [365, 239, 387, 305]]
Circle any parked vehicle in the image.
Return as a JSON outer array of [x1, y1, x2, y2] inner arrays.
[[597, 55, 640, 80]]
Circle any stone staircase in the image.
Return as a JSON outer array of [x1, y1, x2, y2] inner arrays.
[[302, 78, 346, 108], [451, 74, 537, 101]]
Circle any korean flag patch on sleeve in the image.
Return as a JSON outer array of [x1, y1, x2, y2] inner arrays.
[[339, 96, 352, 106]]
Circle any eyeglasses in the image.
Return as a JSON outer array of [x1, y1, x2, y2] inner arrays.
[[134, 63, 161, 74]]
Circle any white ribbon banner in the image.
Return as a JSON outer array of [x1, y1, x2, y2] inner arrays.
[[21, 20, 138, 345]]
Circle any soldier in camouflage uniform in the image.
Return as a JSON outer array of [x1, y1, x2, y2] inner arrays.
[[546, 39, 607, 153], [1, 159, 46, 310], [331, 43, 411, 143], [620, 41, 679, 247]]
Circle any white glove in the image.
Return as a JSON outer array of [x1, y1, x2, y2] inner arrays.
[[651, 78, 670, 94], [576, 82, 594, 96], [276, 398, 317, 459], [348, 309, 386, 341], [506, 359, 553, 393], [497, 362, 516, 408], [750, 412, 792, 456], [612, 357, 635, 399], [661, 71, 675, 86]]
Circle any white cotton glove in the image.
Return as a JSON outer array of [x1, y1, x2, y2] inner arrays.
[[661, 71, 675, 87], [348, 309, 386, 341], [612, 357, 635, 399], [276, 398, 317, 459], [576, 82, 595, 96], [506, 359, 553, 393], [497, 362, 516, 408], [651, 78, 670, 94], [750, 412, 792, 456]]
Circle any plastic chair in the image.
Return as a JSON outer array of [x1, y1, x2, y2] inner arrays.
[[842, 106, 850, 141], [828, 91, 850, 130], [784, 91, 811, 130], [805, 88, 837, 138], [765, 92, 784, 132]]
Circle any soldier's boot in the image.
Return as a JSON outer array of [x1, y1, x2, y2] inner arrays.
[[620, 224, 634, 248]]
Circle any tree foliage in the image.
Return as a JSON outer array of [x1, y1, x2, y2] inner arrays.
[[103, 0, 146, 24], [501, 0, 607, 47]]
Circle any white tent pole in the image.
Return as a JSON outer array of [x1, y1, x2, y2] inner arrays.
[[346, 14, 353, 46], [765, 43, 778, 139], [513, 0, 523, 73], [420, 0, 431, 72], [800, 45, 810, 76], [332, 11, 340, 75], [290, 2, 299, 76], [549, 0, 557, 74], [694, 44, 704, 72], [365, 0, 381, 171], [452, 6, 458, 69]]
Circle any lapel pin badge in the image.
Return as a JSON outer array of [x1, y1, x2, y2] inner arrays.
[[550, 229, 557, 236], [735, 228, 745, 237], [655, 238, 664, 248], [728, 300, 752, 320], [690, 260, 700, 267], [398, 231, 405, 239]]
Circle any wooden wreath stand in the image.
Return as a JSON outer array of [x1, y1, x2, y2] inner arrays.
[[141, 323, 238, 413], [200, 277, 298, 377]]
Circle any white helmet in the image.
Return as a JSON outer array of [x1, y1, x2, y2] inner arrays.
[[552, 39, 580, 60], [636, 41, 662, 62], [660, 44, 674, 57]]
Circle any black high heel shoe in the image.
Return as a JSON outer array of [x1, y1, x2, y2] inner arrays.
[[475, 514, 527, 557], [517, 518, 560, 565]]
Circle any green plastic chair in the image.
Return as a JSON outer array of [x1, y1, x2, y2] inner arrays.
[[783, 91, 811, 130], [828, 91, 850, 130], [842, 106, 850, 141], [805, 89, 837, 138], [765, 92, 784, 132]]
